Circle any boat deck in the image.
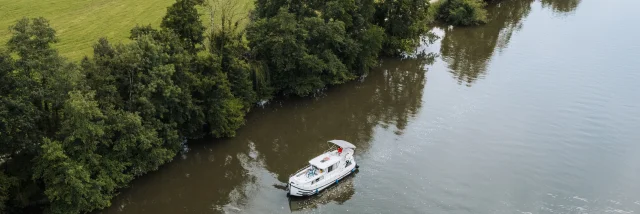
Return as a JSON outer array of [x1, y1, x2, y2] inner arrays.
[[291, 150, 343, 183]]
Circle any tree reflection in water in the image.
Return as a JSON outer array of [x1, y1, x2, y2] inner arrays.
[[541, 0, 581, 15], [440, 0, 534, 86]]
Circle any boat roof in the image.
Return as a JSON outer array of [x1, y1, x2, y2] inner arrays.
[[328, 140, 356, 149], [309, 152, 340, 169]]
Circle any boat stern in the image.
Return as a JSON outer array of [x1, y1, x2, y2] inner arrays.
[[287, 181, 313, 197]]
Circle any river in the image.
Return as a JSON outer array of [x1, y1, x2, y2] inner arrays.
[[101, 0, 640, 213]]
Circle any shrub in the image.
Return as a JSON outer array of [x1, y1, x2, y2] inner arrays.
[[437, 0, 488, 26]]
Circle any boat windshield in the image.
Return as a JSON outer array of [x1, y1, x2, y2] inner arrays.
[[307, 165, 318, 178]]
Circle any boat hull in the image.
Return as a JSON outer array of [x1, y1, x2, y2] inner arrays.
[[288, 163, 357, 197]]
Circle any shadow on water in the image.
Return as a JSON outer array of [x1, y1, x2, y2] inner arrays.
[[287, 171, 358, 212], [439, 0, 534, 86], [100, 53, 435, 214]]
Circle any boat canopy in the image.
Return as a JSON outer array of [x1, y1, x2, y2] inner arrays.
[[328, 140, 356, 149], [309, 153, 340, 169]]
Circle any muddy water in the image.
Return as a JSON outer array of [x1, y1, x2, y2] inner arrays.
[[102, 0, 640, 213]]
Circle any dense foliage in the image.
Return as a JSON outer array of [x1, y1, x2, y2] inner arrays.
[[248, 0, 431, 96], [374, 0, 432, 56], [0, 0, 434, 213], [435, 0, 488, 26]]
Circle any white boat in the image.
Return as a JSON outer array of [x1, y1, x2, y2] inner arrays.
[[287, 140, 358, 197]]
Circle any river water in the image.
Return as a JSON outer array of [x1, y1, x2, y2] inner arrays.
[[101, 0, 640, 213]]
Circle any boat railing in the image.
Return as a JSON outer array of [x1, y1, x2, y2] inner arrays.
[[291, 165, 310, 177], [322, 146, 339, 156]]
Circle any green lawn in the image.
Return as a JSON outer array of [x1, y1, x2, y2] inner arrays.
[[0, 0, 252, 60]]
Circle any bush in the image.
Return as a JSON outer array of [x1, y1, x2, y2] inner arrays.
[[374, 0, 432, 56], [437, 0, 488, 26]]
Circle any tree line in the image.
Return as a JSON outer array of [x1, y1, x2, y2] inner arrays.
[[0, 0, 434, 213]]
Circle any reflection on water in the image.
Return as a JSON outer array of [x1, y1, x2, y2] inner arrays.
[[287, 172, 357, 211], [541, 0, 581, 14], [440, 0, 533, 86], [439, 0, 582, 87]]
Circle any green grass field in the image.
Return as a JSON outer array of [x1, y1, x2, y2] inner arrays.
[[0, 0, 252, 60]]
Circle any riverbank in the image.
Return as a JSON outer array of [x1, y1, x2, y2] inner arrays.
[[0, 0, 434, 213]]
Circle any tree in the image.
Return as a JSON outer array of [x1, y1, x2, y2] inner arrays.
[[32, 90, 176, 214], [7, 17, 57, 62], [247, 9, 312, 96], [247, 8, 358, 96], [0, 17, 80, 212], [207, 0, 257, 110], [0, 50, 19, 157], [4, 17, 79, 145], [436, 0, 488, 26], [318, 0, 385, 75], [87, 35, 187, 151], [374, 0, 432, 56], [33, 91, 116, 214], [161, 0, 206, 52], [0, 172, 17, 212], [193, 53, 245, 137], [254, 0, 316, 19]]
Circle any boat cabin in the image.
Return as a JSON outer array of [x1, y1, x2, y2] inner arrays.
[[291, 150, 343, 185], [309, 152, 341, 174]]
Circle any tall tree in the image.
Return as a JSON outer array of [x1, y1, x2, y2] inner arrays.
[[193, 53, 245, 137], [247, 7, 359, 96], [247, 0, 397, 96], [208, 0, 257, 110], [161, 0, 206, 52], [374, 0, 432, 56], [3, 17, 75, 153], [319, 0, 385, 75], [1, 17, 79, 212], [88, 35, 186, 151], [33, 91, 116, 214]]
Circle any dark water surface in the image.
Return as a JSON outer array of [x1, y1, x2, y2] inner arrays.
[[102, 0, 640, 213]]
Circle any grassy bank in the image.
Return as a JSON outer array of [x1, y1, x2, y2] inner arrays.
[[0, 0, 176, 59]]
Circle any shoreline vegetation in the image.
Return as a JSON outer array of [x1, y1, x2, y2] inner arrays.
[[0, 0, 496, 213], [0, 0, 433, 213], [432, 0, 490, 26], [0, 0, 494, 213]]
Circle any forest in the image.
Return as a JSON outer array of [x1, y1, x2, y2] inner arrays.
[[0, 0, 438, 213]]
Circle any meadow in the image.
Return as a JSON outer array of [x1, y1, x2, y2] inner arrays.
[[0, 0, 251, 60]]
